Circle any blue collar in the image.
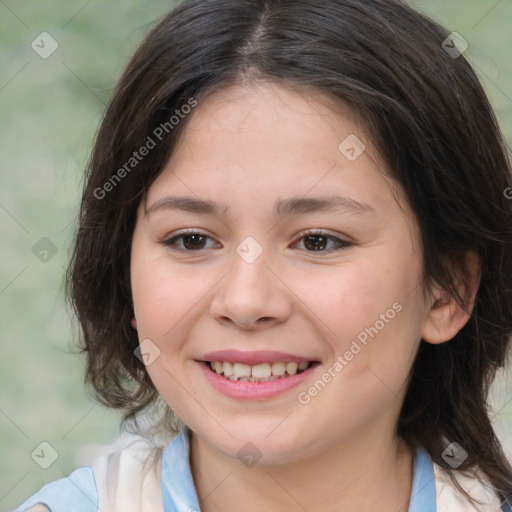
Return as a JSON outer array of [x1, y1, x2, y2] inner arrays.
[[408, 444, 437, 511], [161, 427, 201, 512], [161, 428, 437, 512]]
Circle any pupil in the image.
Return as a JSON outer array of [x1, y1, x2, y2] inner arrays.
[[305, 235, 326, 251], [184, 234, 206, 250]]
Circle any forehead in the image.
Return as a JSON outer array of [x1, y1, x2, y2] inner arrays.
[[142, 81, 409, 225], [175, 81, 362, 160]]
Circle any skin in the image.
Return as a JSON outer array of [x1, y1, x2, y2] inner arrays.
[[130, 81, 480, 512]]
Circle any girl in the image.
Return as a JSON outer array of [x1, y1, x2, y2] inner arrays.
[[15, 0, 512, 510]]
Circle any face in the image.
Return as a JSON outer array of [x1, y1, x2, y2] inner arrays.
[[130, 81, 432, 464]]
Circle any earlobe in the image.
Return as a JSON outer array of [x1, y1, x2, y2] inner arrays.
[[131, 316, 137, 330], [421, 250, 481, 345]]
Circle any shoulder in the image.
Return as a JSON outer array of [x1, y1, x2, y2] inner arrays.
[[13, 467, 98, 512], [88, 431, 166, 512], [433, 461, 507, 512], [13, 432, 172, 512]]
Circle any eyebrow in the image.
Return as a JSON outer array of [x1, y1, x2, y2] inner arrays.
[[145, 194, 376, 218]]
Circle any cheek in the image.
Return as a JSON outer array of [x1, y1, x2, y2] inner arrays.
[[130, 252, 220, 379], [131, 254, 203, 340], [130, 256, 209, 422], [294, 256, 414, 343], [298, 256, 422, 392]]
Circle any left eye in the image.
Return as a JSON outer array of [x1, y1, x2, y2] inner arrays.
[[162, 230, 350, 253], [294, 230, 350, 252]]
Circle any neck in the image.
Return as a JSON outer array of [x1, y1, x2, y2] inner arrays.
[[189, 421, 414, 512]]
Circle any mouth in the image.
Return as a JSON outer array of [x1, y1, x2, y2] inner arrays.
[[202, 360, 320, 383], [196, 350, 322, 399]]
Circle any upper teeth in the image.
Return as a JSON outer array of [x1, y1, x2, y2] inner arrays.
[[211, 361, 310, 380]]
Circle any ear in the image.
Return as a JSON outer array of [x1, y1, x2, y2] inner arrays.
[[421, 250, 481, 345], [131, 316, 137, 330]]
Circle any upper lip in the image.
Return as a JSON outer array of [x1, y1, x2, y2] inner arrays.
[[198, 350, 316, 365]]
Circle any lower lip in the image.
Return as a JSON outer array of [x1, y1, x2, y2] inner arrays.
[[197, 361, 319, 400]]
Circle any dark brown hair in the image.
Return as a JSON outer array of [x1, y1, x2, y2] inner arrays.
[[65, 0, 512, 507]]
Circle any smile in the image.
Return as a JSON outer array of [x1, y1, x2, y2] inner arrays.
[[207, 360, 312, 382], [198, 359, 321, 400]]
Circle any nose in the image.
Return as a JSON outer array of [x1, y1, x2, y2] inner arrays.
[[209, 247, 293, 331]]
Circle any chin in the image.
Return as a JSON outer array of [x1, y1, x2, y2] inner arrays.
[[194, 420, 314, 466]]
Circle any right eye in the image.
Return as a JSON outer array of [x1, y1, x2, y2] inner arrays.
[[161, 230, 220, 252]]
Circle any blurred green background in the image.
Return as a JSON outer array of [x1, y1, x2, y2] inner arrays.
[[1, 0, 511, 510]]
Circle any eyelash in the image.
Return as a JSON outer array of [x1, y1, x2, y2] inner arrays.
[[161, 229, 351, 254]]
